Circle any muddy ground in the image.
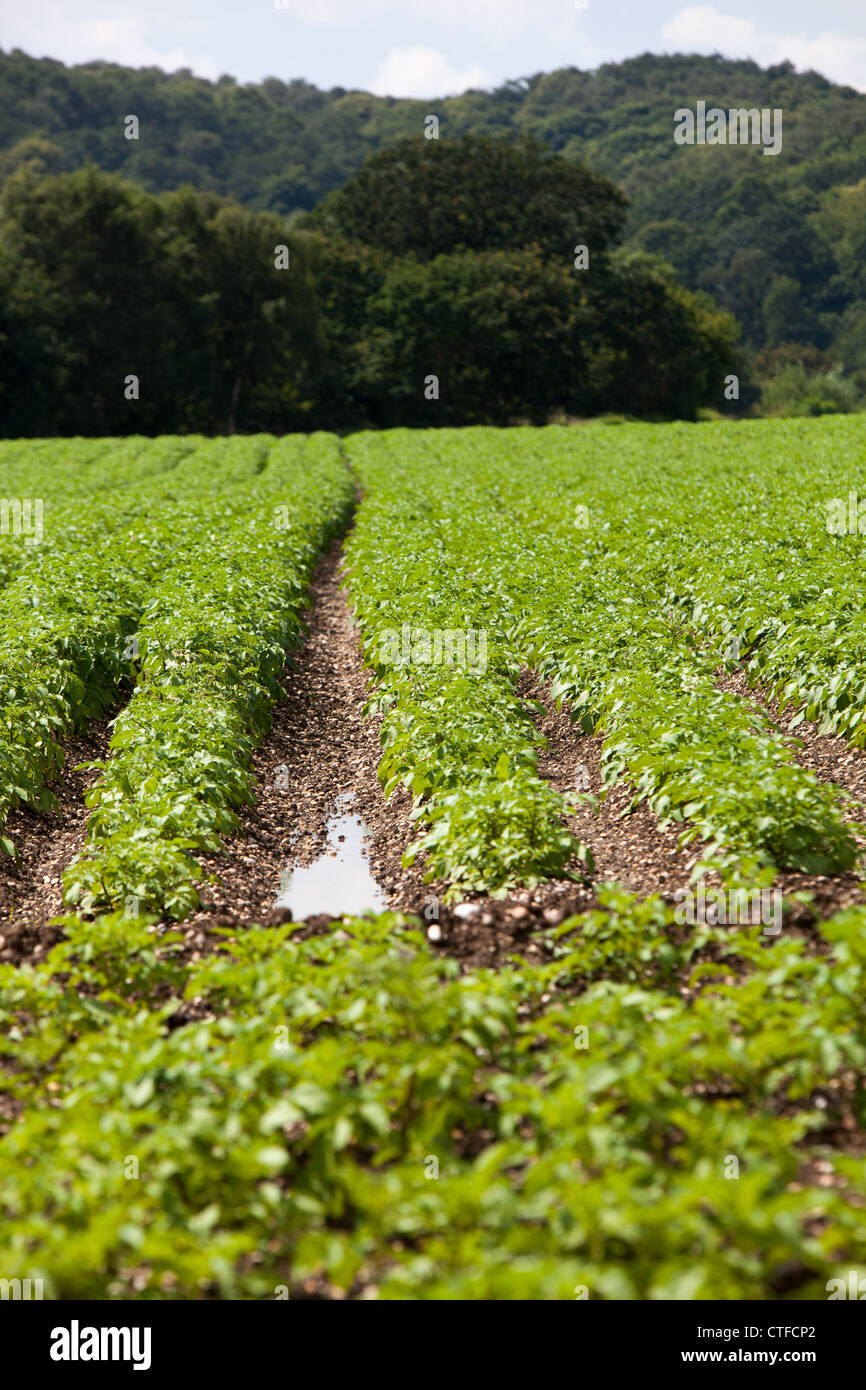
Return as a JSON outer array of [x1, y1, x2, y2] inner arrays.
[[3, 549, 866, 971]]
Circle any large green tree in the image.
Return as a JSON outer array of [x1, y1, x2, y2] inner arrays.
[[301, 138, 742, 425], [303, 134, 627, 264]]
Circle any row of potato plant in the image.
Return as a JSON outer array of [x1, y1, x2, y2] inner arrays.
[[1, 420, 865, 1299], [63, 433, 355, 918], [345, 423, 861, 889], [0, 891, 864, 1297], [0, 435, 277, 852]]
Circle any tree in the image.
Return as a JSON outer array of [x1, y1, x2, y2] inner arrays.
[[0, 164, 174, 434], [581, 251, 744, 419], [360, 248, 583, 426], [303, 134, 628, 264], [762, 274, 823, 348], [0, 167, 320, 436], [300, 231, 391, 429], [161, 193, 319, 433]]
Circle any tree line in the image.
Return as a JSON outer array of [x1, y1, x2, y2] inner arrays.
[[0, 135, 743, 436], [0, 46, 864, 409]]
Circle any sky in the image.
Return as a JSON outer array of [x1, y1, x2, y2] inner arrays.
[[1, 0, 865, 96]]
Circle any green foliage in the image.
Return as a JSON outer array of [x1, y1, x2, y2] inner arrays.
[[361, 247, 584, 426], [406, 769, 587, 892], [0, 141, 740, 432], [582, 250, 744, 420], [1, 50, 865, 388], [650, 415, 866, 748], [303, 134, 627, 261], [344, 429, 590, 894], [2, 417, 866, 1299], [0, 434, 207, 843], [300, 232, 391, 429], [0, 168, 320, 436], [346, 420, 864, 882], [1, 900, 865, 1298], [306, 136, 740, 426], [61, 434, 354, 917], [762, 361, 863, 416]]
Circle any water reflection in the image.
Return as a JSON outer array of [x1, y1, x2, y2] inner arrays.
[[276, 791, 388, 919]]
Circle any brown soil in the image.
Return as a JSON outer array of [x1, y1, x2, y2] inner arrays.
[[407, 674, 711, 972], [178, 541, 439, 946], [719, 668, 866, 812], [425, 667, 866, 972], [522, 670, 704, 897], [0, 719, 112, 967], [172, 563, 734, 973]]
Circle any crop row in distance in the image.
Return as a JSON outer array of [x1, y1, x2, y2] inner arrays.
[[344, 417, 866, 894], [0, 433, 353, 901], [4, 415, 865, 908], [0, 415, 864, 1297]]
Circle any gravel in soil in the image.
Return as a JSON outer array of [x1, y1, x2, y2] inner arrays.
[[0, 718, 113, 968], [170, 591, 732, 974], [718, 668, 866, 813], [181, 541, 438, 916]]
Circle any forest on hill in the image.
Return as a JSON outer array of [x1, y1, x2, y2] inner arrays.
[[0, 47, 864, 427]]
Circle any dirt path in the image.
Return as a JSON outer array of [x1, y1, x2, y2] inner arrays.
[[523, 671, 702, 896], [1, 544, 440, 968], [715, 669, 866, 920], [0, 719, 112, 965], [182, 541, 435, 940], [178, 570, 726, 969], [719, 668, 866, 812]]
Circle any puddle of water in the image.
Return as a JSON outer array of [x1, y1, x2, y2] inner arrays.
[[276, 791, 389, 919]]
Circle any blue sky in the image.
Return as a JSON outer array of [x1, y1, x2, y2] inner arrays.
[[2, 1, 865, 95]]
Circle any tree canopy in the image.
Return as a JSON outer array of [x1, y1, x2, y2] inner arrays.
[[1, 46, 862, 426]]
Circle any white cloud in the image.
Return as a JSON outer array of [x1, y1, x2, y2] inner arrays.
[[662, 6, 866, 92], [276, 0, 564, 29], [3, 7, 219, 79], [412, 0, 538, 28], [371, 46, 492, 98], [77, 17, 219, 76], [270, 0, 341, 22]]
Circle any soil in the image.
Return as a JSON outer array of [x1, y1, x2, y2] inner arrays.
[[716, 667, 866, 923], [3, 555, 866, 975], [523, 670, 705, 896], [718, 667, 866, 812], [0, 718, 112, 968], [179, 541, 439, 935]]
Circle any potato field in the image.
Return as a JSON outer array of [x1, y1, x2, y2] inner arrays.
[[1, 416, 865, 1302]]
